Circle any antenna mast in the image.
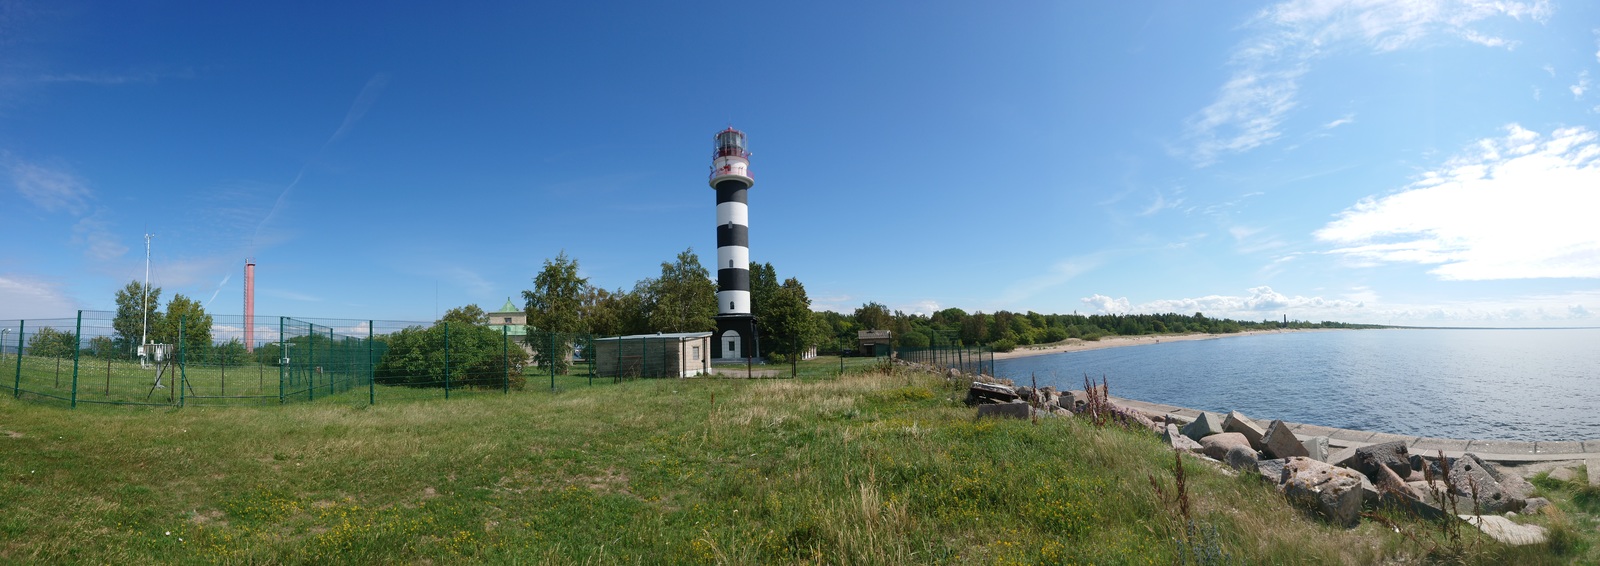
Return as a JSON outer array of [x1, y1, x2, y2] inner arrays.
[[140, 233, 153, 365]]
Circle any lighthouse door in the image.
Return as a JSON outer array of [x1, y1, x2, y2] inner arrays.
[[720, 330, 742, 359]]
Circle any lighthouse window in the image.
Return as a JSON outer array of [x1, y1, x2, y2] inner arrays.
[[730, 301, 735, 310], [729, 259, 734, 268]]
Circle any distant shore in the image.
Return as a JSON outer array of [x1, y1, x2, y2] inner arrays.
[[988, 328, 1345, 361]]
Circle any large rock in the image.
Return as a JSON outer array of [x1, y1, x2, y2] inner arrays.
[[1200, 432, 1252, 461], [1461, 515, 1548, 546], [1301, 436, 1330, 462], [1278, 457, 1367, 528], [1180, 412, 1226, 442], [976, 402, 1031, 420], [1257, 458, 1290, 484], [1223, 411, 1267, 450], [1262, 420, 1309, 459], [966, 381, 1018, 405], [1226, 445, 1260, 471], [1164, 423, 1203, 452], [1353, 441, 1411, 480], [1447, 453, 1525, 514]]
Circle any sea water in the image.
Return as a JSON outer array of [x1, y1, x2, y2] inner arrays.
[[992, 328, 1600, 441]]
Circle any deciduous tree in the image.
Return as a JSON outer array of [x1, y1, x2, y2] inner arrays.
[[766, 278, 821, 377], [113, 280, 162, 356], [642, 248, 717, 333]]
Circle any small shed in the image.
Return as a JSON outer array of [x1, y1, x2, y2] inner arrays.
[[592, 332, 712, 378], [857, 329, 893, 357]]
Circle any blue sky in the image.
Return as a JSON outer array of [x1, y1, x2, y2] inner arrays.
[[3, 0, 1599, 328]]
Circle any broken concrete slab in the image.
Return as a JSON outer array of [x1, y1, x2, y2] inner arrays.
[[1180, 411, 1226, 442], [1264, 420, 1310, 459], [1461, 515, 1547, 546], [976, 402, 1031, 420], [1224, 411, 1267, 450], [1301, 436, 1330, 462]]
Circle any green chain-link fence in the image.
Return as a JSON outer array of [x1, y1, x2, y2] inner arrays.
[[2, 312, 616, 409]]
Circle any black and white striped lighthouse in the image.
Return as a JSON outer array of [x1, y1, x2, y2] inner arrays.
[[710, 127, 758, 360]]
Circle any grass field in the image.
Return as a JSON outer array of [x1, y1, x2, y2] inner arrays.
[[2, 359, 1594, 564]]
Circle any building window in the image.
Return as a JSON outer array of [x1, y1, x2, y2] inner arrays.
[[504, 317, 512, 324], [692, 346, 701, 359], [728, 341, 736, 351]]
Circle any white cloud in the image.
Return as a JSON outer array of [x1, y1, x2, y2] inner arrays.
[[0, 275, 78, 319], [1572, 70, 1590, 99], [71, 213, 127, 261], [1081, 286, 1364, 319], [1316, 124, 1600, 280], [1079, 285, 1600, 326], [1323, 114, 1356, 129], [1081, 294, 1132, 314], [1184, 0, 1547, 164], [5, 154, 91, 214]]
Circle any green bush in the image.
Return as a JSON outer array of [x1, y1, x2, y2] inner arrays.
[[989, 338, 1017, 352]]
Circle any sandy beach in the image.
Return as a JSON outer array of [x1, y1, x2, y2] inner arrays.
[[989, 328, 1343, 361]]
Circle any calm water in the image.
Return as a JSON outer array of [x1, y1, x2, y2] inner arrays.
[[992, 329, 1600, 442]]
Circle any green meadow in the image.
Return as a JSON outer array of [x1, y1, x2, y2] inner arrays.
[[2, 358, 1594, 564]]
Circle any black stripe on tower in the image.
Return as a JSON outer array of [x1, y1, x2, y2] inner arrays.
[[717, 268, 750, 291], [715, 183, 748, 204], [716, 224, 749, 248]]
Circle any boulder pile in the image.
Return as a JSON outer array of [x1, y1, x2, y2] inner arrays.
[[952, 373, 1550, 545]]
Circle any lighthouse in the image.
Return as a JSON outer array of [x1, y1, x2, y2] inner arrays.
[[710, 127, 758, 360]]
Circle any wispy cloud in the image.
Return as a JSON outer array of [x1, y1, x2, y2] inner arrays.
[[997, 255, 1104, 306], [1572, 70, 1591, 99], [1183, 0, 1547, 165], [3, 153, 127, 261], [1315, 124, 1600, 280], [1322, 114, 1355, 129], [1137, 189, 1184, 216], [252, 72, 391, 254], [4, 153, 91, 213], [0, 274, 77, 318], [71, 213, 126, 260]]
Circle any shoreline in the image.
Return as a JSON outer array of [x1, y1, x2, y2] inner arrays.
[[989, 327, 1345, 361]]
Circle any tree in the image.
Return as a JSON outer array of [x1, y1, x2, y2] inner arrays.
[[642, 248, 717, 333], [523, 252, 589, 374], [765, 278, 821, 377], [375, 322, 530, 390], [749, 262, 780, 338], [440, 304, 489, 326], [854, 302, 892, 331], [152, 294, 212, 359], [28, 327, 77, 359], [87, 336, 117, 360], [113, 280, 162, 356], [215, 338, 249, 365]]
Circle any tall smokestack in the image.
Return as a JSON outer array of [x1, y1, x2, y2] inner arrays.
[[244, 260, 256, 352]]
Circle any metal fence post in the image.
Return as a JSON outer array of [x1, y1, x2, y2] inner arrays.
[[178, 315, 186, 407], [307, 321, 315, 402], [278, 317, 285, 404], [12, 320, 22, 398], [503, 325, 510, 394], [327, 327, 335, 396], [443, 322, 451, 400], [70, 311, 82, 408], [368, 320, 375, 406], [548, 333, 555, 391]]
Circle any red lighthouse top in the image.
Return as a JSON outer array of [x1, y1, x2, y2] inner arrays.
[[713, 127, 749, 159]]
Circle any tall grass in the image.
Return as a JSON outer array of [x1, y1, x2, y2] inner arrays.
[[0, 362, 1590, 564]]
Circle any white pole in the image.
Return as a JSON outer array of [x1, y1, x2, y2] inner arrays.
[[140, 233, 152, 368]]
